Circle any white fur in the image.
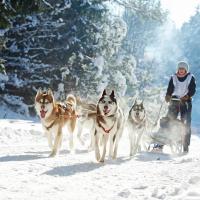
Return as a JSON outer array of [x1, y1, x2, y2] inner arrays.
[[128, 106, 146, 157], [35, 101, 54, 119], [94, 93, 125, 162]]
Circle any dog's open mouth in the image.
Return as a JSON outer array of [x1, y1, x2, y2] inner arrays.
[[103, 109, 110, 115], [40, 110, 47, 118]]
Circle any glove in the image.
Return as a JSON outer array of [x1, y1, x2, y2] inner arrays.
[[180, 95, 190, 102], [165, 95, 171, 103]]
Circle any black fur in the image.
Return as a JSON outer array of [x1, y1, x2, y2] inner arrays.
[[110, 90, 117, 104], [98, 89, 117, 104]]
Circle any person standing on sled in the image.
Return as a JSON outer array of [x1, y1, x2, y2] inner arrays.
[[154, 61, 196, 153]]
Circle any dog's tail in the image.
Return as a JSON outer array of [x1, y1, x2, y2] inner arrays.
[[76, 97, 96, 112]]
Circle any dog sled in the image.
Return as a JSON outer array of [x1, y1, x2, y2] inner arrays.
[[150, 97, 188, 155]]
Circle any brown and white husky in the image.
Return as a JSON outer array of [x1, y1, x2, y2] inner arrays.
[[35, 88, 77, 157]]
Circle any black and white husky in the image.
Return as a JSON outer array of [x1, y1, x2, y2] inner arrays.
[[127, 100, 146, 156], [94, 90, 125, 162]]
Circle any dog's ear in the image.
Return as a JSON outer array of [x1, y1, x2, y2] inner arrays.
[[47, 88, 53, 96], [37, 87, 42, 95], [110, 90, 115, 98], [35, 87, 43, 98], [102, 89, 107, 96], [134, 98, 138, 105], [35, 88, 43, 102]]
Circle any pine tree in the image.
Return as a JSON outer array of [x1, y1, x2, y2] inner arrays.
[[1, 0, 127, 115], [107, 0, 165, 97], [181, 8, 200, 81]]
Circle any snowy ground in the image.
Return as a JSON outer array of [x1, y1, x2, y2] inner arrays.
[[0, 119, 200, 200]]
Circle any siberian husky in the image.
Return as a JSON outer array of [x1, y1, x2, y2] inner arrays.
[[94, 89, 125, 162], [35, 88, 77, 157], [127, 100, 146, 156]]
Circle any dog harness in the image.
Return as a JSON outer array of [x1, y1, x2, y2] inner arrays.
[[43, 102, 80, 131], [97, 120, 116, 134], [44, 120, 56, 130]]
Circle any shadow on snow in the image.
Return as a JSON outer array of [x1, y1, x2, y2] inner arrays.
[[0, 154, 45, 162], [43, 162, 103, 177], [44, 156, 132, 177]]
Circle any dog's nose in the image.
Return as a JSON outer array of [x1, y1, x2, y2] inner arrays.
[[41, 105, 45, 109], [136, 112, 139, 116], [104, 105, 108, 110]]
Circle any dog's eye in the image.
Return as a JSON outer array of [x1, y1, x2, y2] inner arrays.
[[108, 101, 112, 104], [101, 100, 105, 103], [44, 100, 49, 104]]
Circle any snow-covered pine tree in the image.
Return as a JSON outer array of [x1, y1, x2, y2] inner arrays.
[[181, 8, 200, 81], [105, 0, 166, 98], [1, 0, 127, 115]]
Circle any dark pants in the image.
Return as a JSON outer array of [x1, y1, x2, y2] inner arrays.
[[167, 100, 192, 149]]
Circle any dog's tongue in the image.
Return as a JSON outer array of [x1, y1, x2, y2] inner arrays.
[[40, 110, 46, 118], [104, 109, 110, 115]]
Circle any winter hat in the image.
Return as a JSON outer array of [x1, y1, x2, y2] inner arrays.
[[177, 61, 189, 72]]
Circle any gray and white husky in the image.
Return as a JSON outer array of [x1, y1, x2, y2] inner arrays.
[[127, 100, 146, 156], [94, 89, 125, 162]]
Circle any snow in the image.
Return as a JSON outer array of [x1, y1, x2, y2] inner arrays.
[[93, 55, 104, 78], [112, 71, 127, 96], [0, 118, 200, 200], [0, 73, 8, 90]]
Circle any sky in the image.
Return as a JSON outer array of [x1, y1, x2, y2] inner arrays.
[[161, 0, 200, 28]]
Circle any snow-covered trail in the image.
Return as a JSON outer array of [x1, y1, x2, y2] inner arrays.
[[0, 119, 200, 200]]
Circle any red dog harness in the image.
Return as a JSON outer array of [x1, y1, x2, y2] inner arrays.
[[97, 121, 116, 134]]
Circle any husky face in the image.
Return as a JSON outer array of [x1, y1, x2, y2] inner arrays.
[[35, 88, 54, 119], [97, 90, 117, 117], [130, 100, 145, 121]]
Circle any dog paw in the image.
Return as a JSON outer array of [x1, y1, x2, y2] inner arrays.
[[95, 155, 100, 161], [99, 158, 105, 163], [95, 151, 100, 161], [112, 155, 117, 160], [49, 151, 57, 157]]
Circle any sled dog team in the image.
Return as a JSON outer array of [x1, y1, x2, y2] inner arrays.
[[35, 88, 185, 162], [35, 61, 196, 161]]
